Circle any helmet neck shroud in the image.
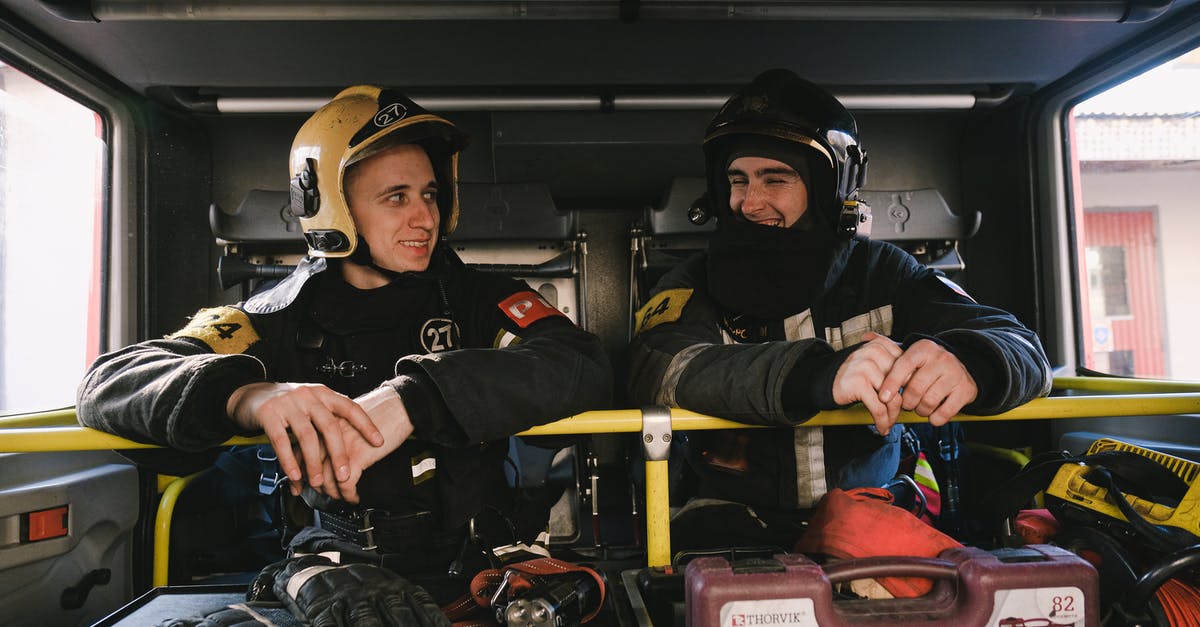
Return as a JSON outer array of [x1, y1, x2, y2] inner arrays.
[[703, 69, 869, 318]]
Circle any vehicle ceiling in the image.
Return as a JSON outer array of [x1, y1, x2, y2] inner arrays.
[[3, 1, 1200, 102]]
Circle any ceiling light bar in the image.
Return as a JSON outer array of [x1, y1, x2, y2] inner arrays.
[[84, 0, 1169, 22], [212, 92, 978, 114]]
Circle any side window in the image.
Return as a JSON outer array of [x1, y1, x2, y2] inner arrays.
[[0, 63, 105, 414], [1069, 46, 1200, 380]]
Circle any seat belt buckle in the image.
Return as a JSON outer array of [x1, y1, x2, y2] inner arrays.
[[257, 446, 282, 496]]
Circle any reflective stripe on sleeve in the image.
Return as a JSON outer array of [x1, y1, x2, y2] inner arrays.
[[655, 343, 708, 407]]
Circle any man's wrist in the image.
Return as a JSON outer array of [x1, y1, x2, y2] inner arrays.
[[784, 346, 850, 413], [356, 386, 413, 444], [226, 381, 276, 431]]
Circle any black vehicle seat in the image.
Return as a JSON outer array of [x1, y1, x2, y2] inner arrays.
[[446, 182, 588, 547], [448, 183, 586, 327], [209, 190, 307, 298], [627, 180, 984, 538], [629, 177, 715, 337], [211, 184, 588, 548]]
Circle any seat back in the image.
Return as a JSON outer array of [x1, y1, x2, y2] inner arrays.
[[210, 183, 589, 326], [630, 177, 715, 332], [445, 182, 590, 546], [211, 185, 589, 545], [628, 184, 980, 325], [859, 188, 981, 274], [209, 190, 306, 296], [447, 182, 586, 327]]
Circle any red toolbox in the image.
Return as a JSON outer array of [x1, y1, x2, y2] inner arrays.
[[685, 544, 1098, 626]]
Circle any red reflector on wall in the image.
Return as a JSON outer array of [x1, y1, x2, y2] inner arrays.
[[22, 506, 68, 542]]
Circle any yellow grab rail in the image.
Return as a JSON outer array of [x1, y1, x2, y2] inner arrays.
[[1, 376, 1198, 576], [154, 473, 201, 587], [0, 407, 78, 428], [0, 391, 1194, 452], [3, 384, 1199, 452], [1051, 375, 1200, 394]]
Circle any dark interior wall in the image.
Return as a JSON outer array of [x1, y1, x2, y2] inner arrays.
[[857, 107, 1043, 339], [141, 104, 214, 339], [959, 100, 1041, 332], [488, 110, 710, 208], [957, 99, 1054, 454], [204, 115, 303, 222], [191, 105, 1027, 357], [855, 112, 967, 215], [201, 108, 977, 225]]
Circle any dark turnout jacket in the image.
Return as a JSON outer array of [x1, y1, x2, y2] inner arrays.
[[629, 240, 1051, 509], [78, 249, 612, 527]]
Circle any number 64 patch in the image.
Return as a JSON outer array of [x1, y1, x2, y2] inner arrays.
[[634, 288, 692, 335]]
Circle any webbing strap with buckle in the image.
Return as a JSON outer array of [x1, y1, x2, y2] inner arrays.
[[314, 508, 378, 550], [441, 557, 605, 624]]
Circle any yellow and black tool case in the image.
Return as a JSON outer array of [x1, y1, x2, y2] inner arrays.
[[1044, 438, 1200, 552]]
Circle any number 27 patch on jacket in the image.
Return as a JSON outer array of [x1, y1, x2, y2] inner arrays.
[[170, 306, 261, 354]]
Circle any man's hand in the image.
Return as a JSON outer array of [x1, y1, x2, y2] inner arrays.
[[832, 333, 978, 434], [313, 386, 415, 504], [878, 338, 977, 428], [831, 332, 904, 435], [226, 382, 384, 495]]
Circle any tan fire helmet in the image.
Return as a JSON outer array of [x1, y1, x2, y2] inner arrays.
[[288, 85, 469, 257]]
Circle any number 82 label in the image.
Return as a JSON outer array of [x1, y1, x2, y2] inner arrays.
[[988, 586, 1085, 626]]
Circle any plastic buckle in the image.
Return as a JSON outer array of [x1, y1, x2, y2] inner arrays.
[[256, 446, 282, 496]]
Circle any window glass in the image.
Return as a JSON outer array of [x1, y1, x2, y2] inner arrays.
[[1070, 47, 1200, 380], [0, 63, 105, 414], [1085, 245, 1130, 319]]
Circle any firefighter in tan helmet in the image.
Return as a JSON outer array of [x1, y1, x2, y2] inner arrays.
[[78, 85, 611, 619]]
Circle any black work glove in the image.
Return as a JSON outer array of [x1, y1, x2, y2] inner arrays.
[[272, 554, 451, 627], [157, 604, 271, 627]]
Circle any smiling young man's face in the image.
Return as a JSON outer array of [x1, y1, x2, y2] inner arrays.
[[344, 143, 441, 274], [727, 156, 809, 228]]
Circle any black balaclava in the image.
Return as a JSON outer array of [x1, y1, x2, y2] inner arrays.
[[707, 135, 845, 320]]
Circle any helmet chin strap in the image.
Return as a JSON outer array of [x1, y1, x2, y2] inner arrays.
[[348, 237, 406, 282], [345, 236, 454, 317]]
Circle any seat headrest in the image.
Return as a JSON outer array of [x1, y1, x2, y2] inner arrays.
[[450, 183, 574, 241], [858, 189, 981, 242], [210, 189, 304, 245], [646, 177, 716, 237]]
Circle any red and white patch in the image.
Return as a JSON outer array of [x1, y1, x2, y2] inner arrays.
[[938, 275, 976, 302], [498, 291, 566, 328]]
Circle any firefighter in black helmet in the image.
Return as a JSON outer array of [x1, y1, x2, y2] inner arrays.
[[628, 69, 1051, 549], [79, 86, 612, 618]]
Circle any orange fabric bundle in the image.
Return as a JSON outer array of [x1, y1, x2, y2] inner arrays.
[[795, 487, 962, 597]]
